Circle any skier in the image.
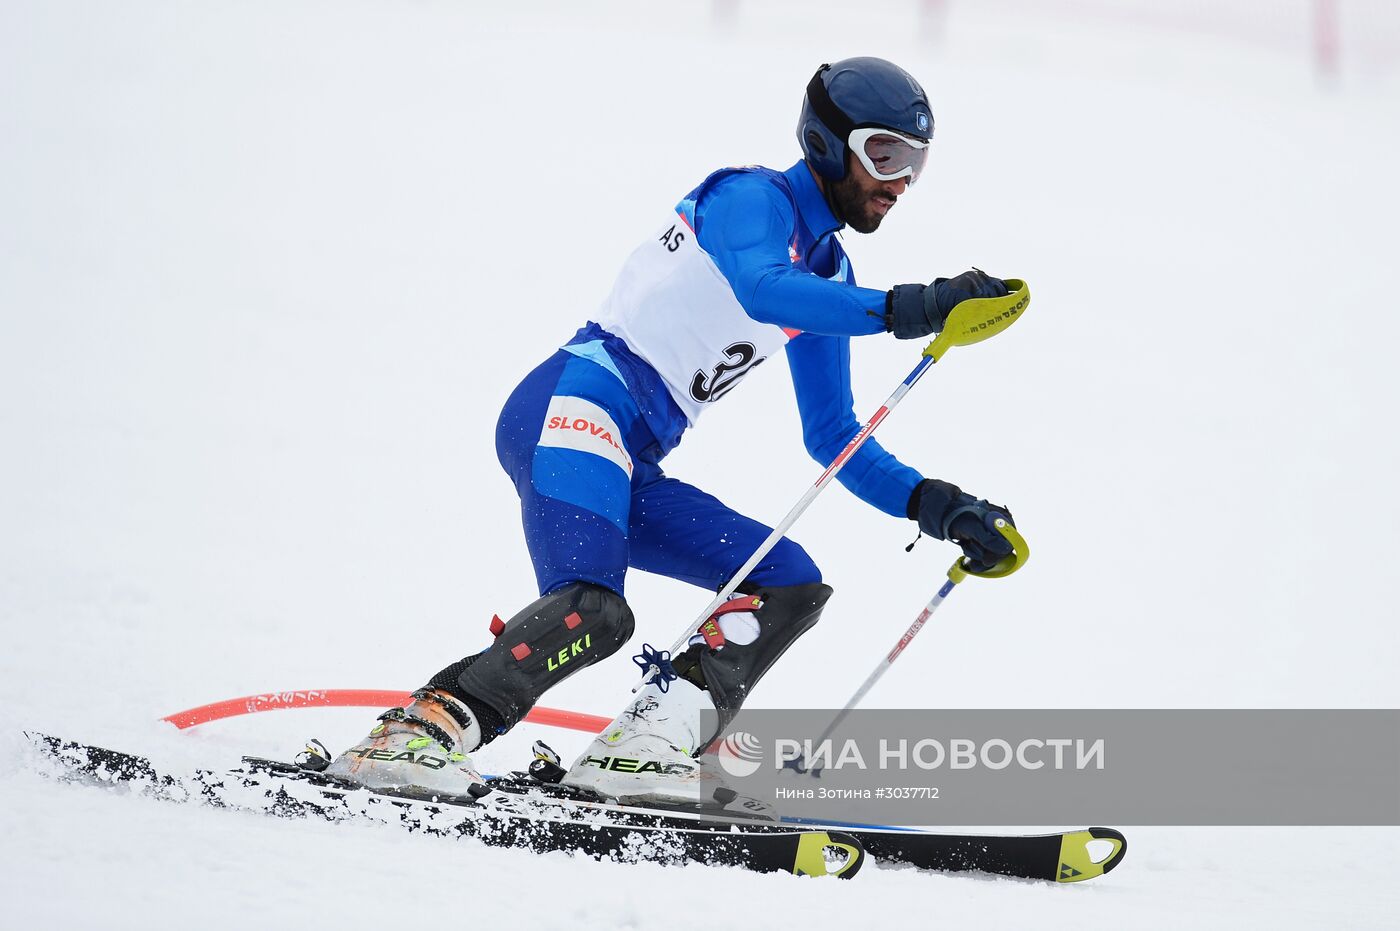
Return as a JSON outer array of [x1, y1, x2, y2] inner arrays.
[[326, 57, 1016, 806]]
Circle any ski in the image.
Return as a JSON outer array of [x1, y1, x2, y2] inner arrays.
[[476, 767, 1127, 884], [26, 732, 1125, 882], [24, 733, 864, 878]]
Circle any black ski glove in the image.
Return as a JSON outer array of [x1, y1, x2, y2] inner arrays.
[[907, 478, 1016, 572], [885, 269, 1009, 340]]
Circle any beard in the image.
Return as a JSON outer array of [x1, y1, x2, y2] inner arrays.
[[828, 171, 887, 234]]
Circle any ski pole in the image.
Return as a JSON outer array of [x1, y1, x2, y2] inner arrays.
[[810, 518, 1028, 748], [634, 280, 1032, 692]]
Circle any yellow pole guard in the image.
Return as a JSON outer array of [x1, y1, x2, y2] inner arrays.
[[946, 519, 1028, 583], [923, 279, 1030, 362]]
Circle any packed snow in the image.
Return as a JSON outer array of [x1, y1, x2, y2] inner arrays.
[[3, 1, 1398, 927]]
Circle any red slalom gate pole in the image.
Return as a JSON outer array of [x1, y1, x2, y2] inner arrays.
[[161, 689, 612, 734]]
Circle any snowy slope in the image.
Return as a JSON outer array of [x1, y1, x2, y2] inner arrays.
[[2, 1, 1398, 927]]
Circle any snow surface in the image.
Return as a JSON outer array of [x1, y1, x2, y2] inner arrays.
[[3, 0, 1399, 927]]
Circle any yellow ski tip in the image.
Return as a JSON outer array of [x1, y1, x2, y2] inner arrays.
[[1055, 827, 1128, 882], [793, 831, 866, 879]]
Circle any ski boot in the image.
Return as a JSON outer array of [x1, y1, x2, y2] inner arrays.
[[561, 588, 830, 818], [324, 688, 485, 797], [561, 678, 774, 818]]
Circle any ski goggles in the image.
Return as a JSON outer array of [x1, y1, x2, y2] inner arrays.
[[849, 126, 930, 184]]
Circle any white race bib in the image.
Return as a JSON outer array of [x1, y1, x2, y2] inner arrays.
[[594, 211, 795, 426]]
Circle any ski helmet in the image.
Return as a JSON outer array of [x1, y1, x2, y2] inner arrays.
[[797, 57, 934, 181]]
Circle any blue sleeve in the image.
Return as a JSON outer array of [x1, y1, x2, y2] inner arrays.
[[786, 332, 924, 519], [694, 174, 888, 337]]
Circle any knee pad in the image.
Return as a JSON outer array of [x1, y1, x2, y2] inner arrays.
[[428, 582, 634, 738], [673, 581, 832, 751]]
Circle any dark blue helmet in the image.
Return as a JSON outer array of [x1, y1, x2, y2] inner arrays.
[[798, 57, 934, 181]]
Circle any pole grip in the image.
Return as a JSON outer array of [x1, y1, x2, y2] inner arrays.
[[923, 278, 1030, 362], [947, 518, 1028, 583]]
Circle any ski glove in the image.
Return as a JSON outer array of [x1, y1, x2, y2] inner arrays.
[[885, 269, 1009, 340], [908, 478, 1016, 572]]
